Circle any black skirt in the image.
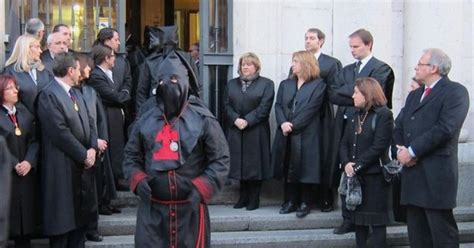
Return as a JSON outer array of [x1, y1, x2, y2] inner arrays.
[[351, 173, 390, 226]]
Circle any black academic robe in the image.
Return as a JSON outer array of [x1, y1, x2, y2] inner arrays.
[[40, 50, 54, 74], [328, 56, 394, 186], [3, 64, 52, 114], [0, 104, 39, 237], [123, 102, 229, 248], [224, 76, 275, 180], [88, 65, 131, 180], [0, 137, 13, 244], [393, 77, 469, 209], [135, 50, 201, 112], [272, 78, 326, 183], [81, 84, 117, 205], [37, 80, 98, 235]]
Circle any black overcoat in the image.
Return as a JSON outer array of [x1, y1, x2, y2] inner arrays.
[[393, 77, 469, 209], [0, 104, 39, 237], [224, 76, 274, 180], [272, 78, 326, 184], [328, 57, 394, 186], [123, 102, 229, 248], [88, 64, 131, 179], [3, 64, 52, 114], [37, 80, 98, 235], [0, 137, 13, 243]]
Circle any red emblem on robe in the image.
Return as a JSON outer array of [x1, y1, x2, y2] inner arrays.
[[153, 124, 179, 160]]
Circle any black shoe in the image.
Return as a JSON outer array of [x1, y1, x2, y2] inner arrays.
[[246, 199, 260, 211], [233, 198, 248, 209], [107, 205, 122, 214], [86, 231, 103, 242], [333, 222, 355, 235], [98, 205, 112, 215], [279, 202, 297, 214], [116, 179, 130, 191], [320, 201, 334, 212], [296, 203, 311, 218]]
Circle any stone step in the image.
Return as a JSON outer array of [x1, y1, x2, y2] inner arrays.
[[82, 222, 474, 247], [97, 205, 474, 236]]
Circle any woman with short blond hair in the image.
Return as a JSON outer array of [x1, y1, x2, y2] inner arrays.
[[272, 50, 326, 218], [4, 35, 51, 113], [224, 52, 274, 211]]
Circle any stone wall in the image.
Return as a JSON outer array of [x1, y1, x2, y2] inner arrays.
[[233, 0, 473, 141]]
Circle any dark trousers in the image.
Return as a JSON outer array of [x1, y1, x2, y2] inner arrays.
[[283, 182, 313, 205], [406, 205, 459, 248], [355, 225, 386, 248], [49, 226, 87, 248], [340, 194, 352, 223]]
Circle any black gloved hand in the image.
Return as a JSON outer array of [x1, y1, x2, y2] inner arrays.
[[136, 180, 151, 202]]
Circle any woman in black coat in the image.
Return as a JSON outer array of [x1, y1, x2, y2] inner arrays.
[[339, 77, 393, 247], [0, 75, 39, 248], [3, 35, 52, 114], [224, 52, 274, 211], [272, 51, 326, 218]]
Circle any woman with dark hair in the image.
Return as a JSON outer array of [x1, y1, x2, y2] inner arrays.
[[4, 35, 51, 114], [224, 52, 274, 211], [339, 77, 393, 247], [272, 50, 326, 218], [0, 75, 39, 247]]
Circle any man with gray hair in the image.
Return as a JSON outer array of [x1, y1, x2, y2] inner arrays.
[[394, 48, 469, 247], [41, 32, 69, 73], [25, 18, 45, 41]]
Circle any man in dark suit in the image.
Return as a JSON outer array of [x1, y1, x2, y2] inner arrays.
[[92, 28, 133, 191], [330, 28, 395, 234], [41, 32, 69, 73], [302, 28, 342, 212], [394, 48, 469, 248], [37, 52, 98, 248]]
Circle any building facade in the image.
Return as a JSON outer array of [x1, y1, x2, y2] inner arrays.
[[1, 0, 473, 140]]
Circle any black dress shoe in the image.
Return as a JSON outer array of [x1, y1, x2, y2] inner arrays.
[[296, 203, 311, 218], [86, 231, 103, 242], [99, 205, 112, 215], [116, 179, 130, 191], [233, 198, 248, 209], [320, 201, 334, 212], [279, 202, 297, 214], [333, 222, 355, 235], [107, 205, 122, 214]]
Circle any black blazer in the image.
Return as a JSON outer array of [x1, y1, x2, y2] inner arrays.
[[3, 64, 52, 114], [393, 76, 470, 209]]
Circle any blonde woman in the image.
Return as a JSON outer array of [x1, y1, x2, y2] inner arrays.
[[4, 35, 52, 113], [272, 50, 326, 218], [224, 52, 274, 211]]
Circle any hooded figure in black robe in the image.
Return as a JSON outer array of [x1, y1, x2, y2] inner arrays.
[[123, 51, 229, 248]]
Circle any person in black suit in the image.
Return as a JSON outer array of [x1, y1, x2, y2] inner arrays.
[[0, 136, 13, 247], [331, 28, 395, 235], [272, 50, 326, 218], [0, 75, 40, 248], [91, 28, 133, 191], [40, 32, 69, 74], [340, 77, 393, 247], [394, 48, 469, 248], [224, 52, 274, 211], [37, 52, 98, 248], [3, 35, 52, 114]]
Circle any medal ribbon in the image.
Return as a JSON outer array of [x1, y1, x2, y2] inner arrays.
[[8, 113, 19, 129]]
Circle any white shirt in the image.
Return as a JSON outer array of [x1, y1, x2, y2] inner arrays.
[[98, 65, 114, 83], [356, 54, 373, 73]]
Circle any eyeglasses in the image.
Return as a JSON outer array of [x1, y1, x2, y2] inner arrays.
[[417, 63, 432, 67]]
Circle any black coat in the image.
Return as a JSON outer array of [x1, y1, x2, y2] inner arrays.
[[393, 77, 469, 209], [0, 137, 13, 243], [37, 80, 98, 235], [40, 50, 54, 74], [0, 104, 39, 237], [224, 76, 274, 180], [135, 50, 200, 112], [81, 85, 117, 203], [3, 64, 52, 114], [88, 64, 131, 179], [272, 78, 326, 183], [328, 56, 394, 186], [123, 102, 229, 248]]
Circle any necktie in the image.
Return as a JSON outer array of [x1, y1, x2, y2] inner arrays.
[[69, 89, 79, 111], [354, 61, 362, 74], [421, 87, 431, 102]]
